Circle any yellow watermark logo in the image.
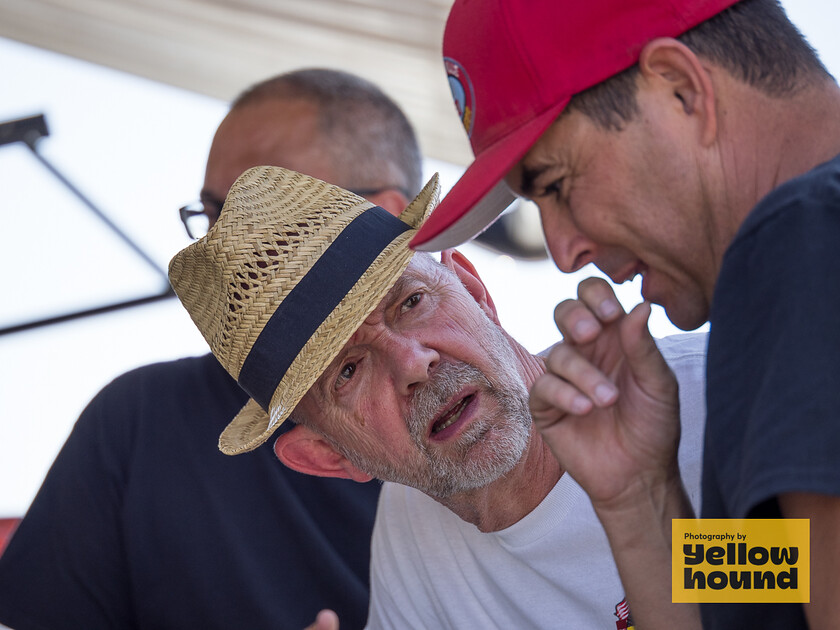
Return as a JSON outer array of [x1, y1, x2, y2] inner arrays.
[[672, 519, 809, 603]]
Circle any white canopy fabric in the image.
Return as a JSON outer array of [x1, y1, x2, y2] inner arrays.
[[0, 0, 472, 165]]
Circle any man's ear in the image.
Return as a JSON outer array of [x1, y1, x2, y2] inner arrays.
[[638, 37, 718, 147], [440, 249, 499, 323], [273, 425, 373, 482], [367, 188, 410, 218]]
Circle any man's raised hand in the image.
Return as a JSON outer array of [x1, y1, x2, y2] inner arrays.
[[530, 278, 682, 511]]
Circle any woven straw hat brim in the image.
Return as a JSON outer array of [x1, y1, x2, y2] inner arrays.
[[218, 230, 417, 454]]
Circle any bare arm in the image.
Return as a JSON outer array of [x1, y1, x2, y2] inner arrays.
[[530, 278, 699, 629]]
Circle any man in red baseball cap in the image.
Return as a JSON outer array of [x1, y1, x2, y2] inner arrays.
[[413, 1, 840, 628]]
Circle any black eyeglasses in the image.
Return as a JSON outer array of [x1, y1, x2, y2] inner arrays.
[[178, 198, 224, 240]]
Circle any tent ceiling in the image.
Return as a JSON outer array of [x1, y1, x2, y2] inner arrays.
[[0, 0, 473, 165]]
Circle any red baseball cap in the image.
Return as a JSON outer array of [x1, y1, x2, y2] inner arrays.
[[411, 0, 741, 252]]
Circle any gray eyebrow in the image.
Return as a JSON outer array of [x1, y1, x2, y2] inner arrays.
[[382, 261, 430, 305], [386, 274, 412, 303]]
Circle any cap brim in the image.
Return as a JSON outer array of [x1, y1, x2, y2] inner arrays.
[[411, 97, 570, 252]]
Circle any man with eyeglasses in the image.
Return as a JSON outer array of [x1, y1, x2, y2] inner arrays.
[[0, 68, 422, 630]]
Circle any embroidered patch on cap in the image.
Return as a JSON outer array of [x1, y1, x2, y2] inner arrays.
[[444, 57, 475, 137]]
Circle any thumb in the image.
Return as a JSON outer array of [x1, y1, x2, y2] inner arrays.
[[618, 302, 673, 384], [304, 609, 339, 630]]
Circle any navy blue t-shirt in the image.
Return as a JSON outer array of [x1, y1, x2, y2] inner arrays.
[[702, 153, 840, 629], [0, 353, 381, 630]]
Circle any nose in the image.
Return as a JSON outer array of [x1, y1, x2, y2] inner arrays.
[[538, 204, 597, 273], [383, 333, 439, 397]]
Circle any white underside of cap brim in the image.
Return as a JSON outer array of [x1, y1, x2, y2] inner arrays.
[[413, 180, 516, 252]]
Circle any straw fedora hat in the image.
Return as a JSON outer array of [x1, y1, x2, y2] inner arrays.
[[169, 165, 440, 455]]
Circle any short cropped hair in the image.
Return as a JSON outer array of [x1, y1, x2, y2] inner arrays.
[[567, 0, 832, 130], [233, 69, 423, 197]]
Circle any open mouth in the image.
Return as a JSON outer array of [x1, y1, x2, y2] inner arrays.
[[430, 394, 475, 436]]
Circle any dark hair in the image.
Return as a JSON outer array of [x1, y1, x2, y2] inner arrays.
[[233, 68, 423, 197], [567, 0, 832, 130]]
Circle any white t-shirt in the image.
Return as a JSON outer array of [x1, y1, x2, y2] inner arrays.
[[366, 332, 708, 629]]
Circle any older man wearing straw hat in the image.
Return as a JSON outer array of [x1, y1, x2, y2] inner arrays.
[[169, 165, 708, 630]]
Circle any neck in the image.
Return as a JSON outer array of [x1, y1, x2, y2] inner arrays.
[[707, 75, 840, 298], [434, 345, 562, 532]]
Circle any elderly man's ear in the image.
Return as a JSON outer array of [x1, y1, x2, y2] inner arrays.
[[273, 427, 374, 482], [439, 249, 499, 323]]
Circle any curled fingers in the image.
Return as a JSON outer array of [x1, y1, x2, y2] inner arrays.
[[531, 343, 618, 422]]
